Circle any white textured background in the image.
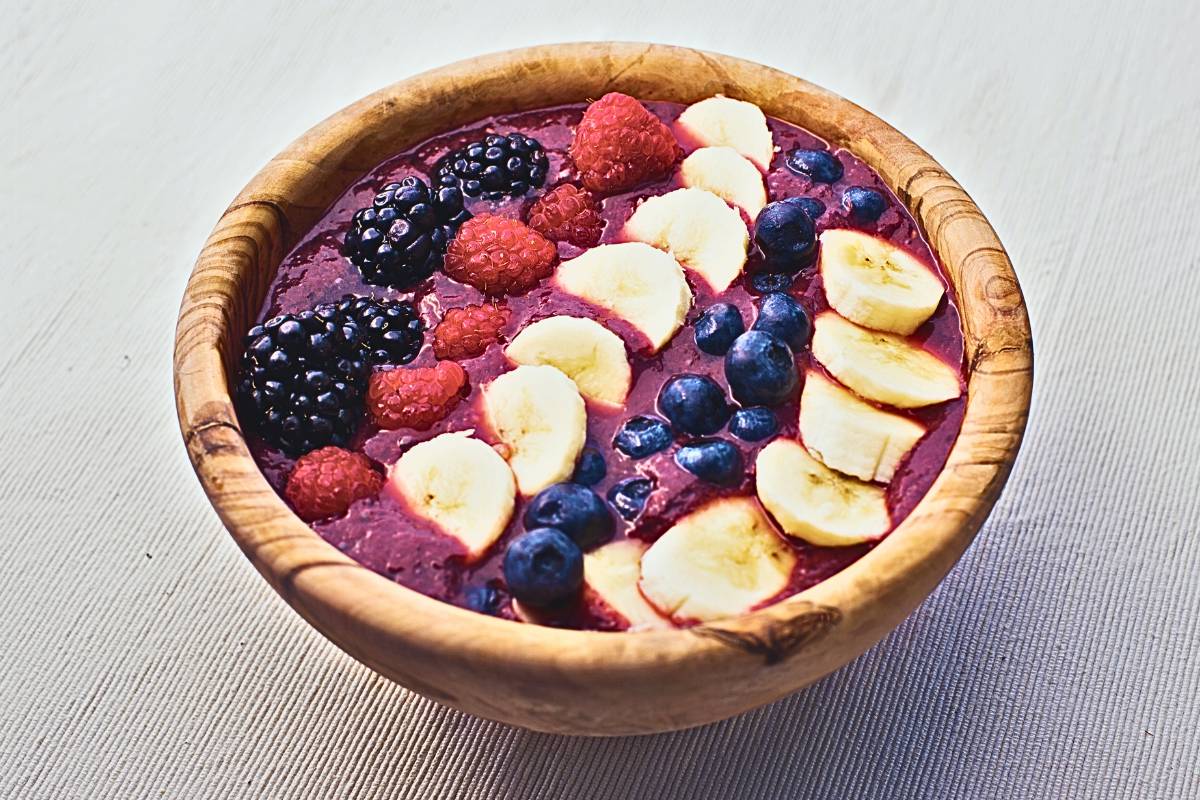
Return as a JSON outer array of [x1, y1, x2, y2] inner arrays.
[[3, 0, 1198, 797]]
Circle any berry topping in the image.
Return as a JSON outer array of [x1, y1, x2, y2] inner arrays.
[[693, 302, 746, 356], [527, 184, 604, 247], [608, 477, 654, 521], [443, 214, 557, 296], [657, 375, 731, 435], [431, 303, 509, 360], [749, 272, 794, 294], [841, 186, 888, 223], [366, 360, 469, 430], [753, 199, 817, 272], [785, 148, 844, 184], [464, 584, 503, 615], [724, 331, 799, 407], [752, 293, 812, 351], [335, 295, 424, 366], [674, 439, 744, 486], [791, 196, 826, 221], [236, 306, 368, 455], [343, 177, 471, 289], [570, 92, 679, 194], [613, 416, 673, 459], [503, 528, 584, 607], [523, 483, 614, 550], [283, 446, 383, 521], [435, 132, 549, 200], [572, 446, 607, 486], [729, 407, 779, 441]]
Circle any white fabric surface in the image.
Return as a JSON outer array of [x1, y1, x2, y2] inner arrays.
[[3, 1, 1198, 797]]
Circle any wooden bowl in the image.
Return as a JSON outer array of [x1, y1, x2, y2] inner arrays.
[[174, 42, 1032, 736]]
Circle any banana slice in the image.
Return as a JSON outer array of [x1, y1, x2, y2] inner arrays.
[[584, 539, 671, 630], [674, 96, 775, 171], [624, 188, 749, 293], [679, 146, 768, 219], [819, 229, 945, 335], [555, 242, 693, 352], [505, 316, 632, 407], [390, 432, 516, 561], [812, 312, 962, 408], [639, 497, 795, 623], [482, 365, 587, 496], [799, 371, 925, 483], [756, 438, 889, 546]]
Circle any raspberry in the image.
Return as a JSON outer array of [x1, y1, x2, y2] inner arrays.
[[443, 215, 557, 296], [569, 93, 679, 194], [527, 184, 604, 247], [284, 447, 383, 522], [432, 304, 510, 360], [367, 361, 469, 430]]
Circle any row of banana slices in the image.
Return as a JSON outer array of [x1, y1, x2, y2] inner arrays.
[[385, 96, 962, 628]]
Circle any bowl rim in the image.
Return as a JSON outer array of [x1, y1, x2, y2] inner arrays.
[[174, 41, 1032, 725]]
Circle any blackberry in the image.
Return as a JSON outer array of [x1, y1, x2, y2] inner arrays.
[[236, 306, 368, 455], [435, 132, 549, 200], [343, 176, 470, 289], [334, 295, 424, 366]]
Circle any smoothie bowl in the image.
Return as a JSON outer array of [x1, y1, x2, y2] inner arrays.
[[174, 43, 1032, 735]]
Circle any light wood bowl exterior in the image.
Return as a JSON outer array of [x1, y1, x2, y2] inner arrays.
[[174, 43, 1032, 735]]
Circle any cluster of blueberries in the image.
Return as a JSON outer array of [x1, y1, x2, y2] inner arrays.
[[785, 148, 888, 225]]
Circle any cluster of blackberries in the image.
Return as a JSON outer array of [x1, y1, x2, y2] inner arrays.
[[435, 133, 549, 201]]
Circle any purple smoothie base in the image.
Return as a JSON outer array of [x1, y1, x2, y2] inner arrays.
[[246, 101, 967, 630]]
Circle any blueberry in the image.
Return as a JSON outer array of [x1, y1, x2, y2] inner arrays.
[[693, 302, 745, 355], [752, 293, 811, 351], [523, 482, 614, 550], [841, 186, 887, 222], [724, 331, 799, 406], [785, 196, 826, 222], [785, 149, 844, 183], [729, 406, 778, 441], [753, 200, 817, 271], [464, 584, 502, 615], [674, 439, 744, 486], [572, 447, 606, 486], [614, 416, 673, 459], [502, 528, 583, 607], [608, 477, 653, 521], [657, 375, 731, 435], [750, 272, 794, 294]]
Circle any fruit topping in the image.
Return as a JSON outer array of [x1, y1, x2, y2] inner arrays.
[[283, 446, 383, 522], [693, 302, 745, 355], [583, 540, 669, 629], [366, 360, 468, 431], [674, 96, 775, 171], [613, 415, 673, 459], [756, 438, 889, 546], [792, 197, 826, 221], [638, 497, 795, 623], [389, 432, 516, 560], [798, 370, 925, 483], [751, 292, 812, 351], [505, 316, 631, 406], [841, 186, 888, 223], [435, 132, 549, 200], [343, 177, 470, 289], [482, 365, 587, 496], [555, 242, 693, 352], [572, 447, 607, 486], [753, 198, 818, 272], [811, 312, 961, 408], [657, 375, 731, 435], [749, 272, 794, 294], [608, 477, 654, 521], [464, 584, 503, 615], [819, 229, 944, 335], [724, 330, 799, 407], [674, 439, 743, 486], [503, 528, 584, 607], [443, 214, 557, 296], [236, 306, 368, 455], [338, 295, 424, 366], [523, 482, 615, 550], [431, 303, 509, 361], [526, 184, 604, 247], [624, 187, 749, 293], [784, 148, 844, 183], [570, 92, 679, 194], [679, 146, 767, 218], [728, 406, 778, 441]]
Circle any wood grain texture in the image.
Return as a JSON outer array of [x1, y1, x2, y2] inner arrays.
[[173, 43, 1032, 735]]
